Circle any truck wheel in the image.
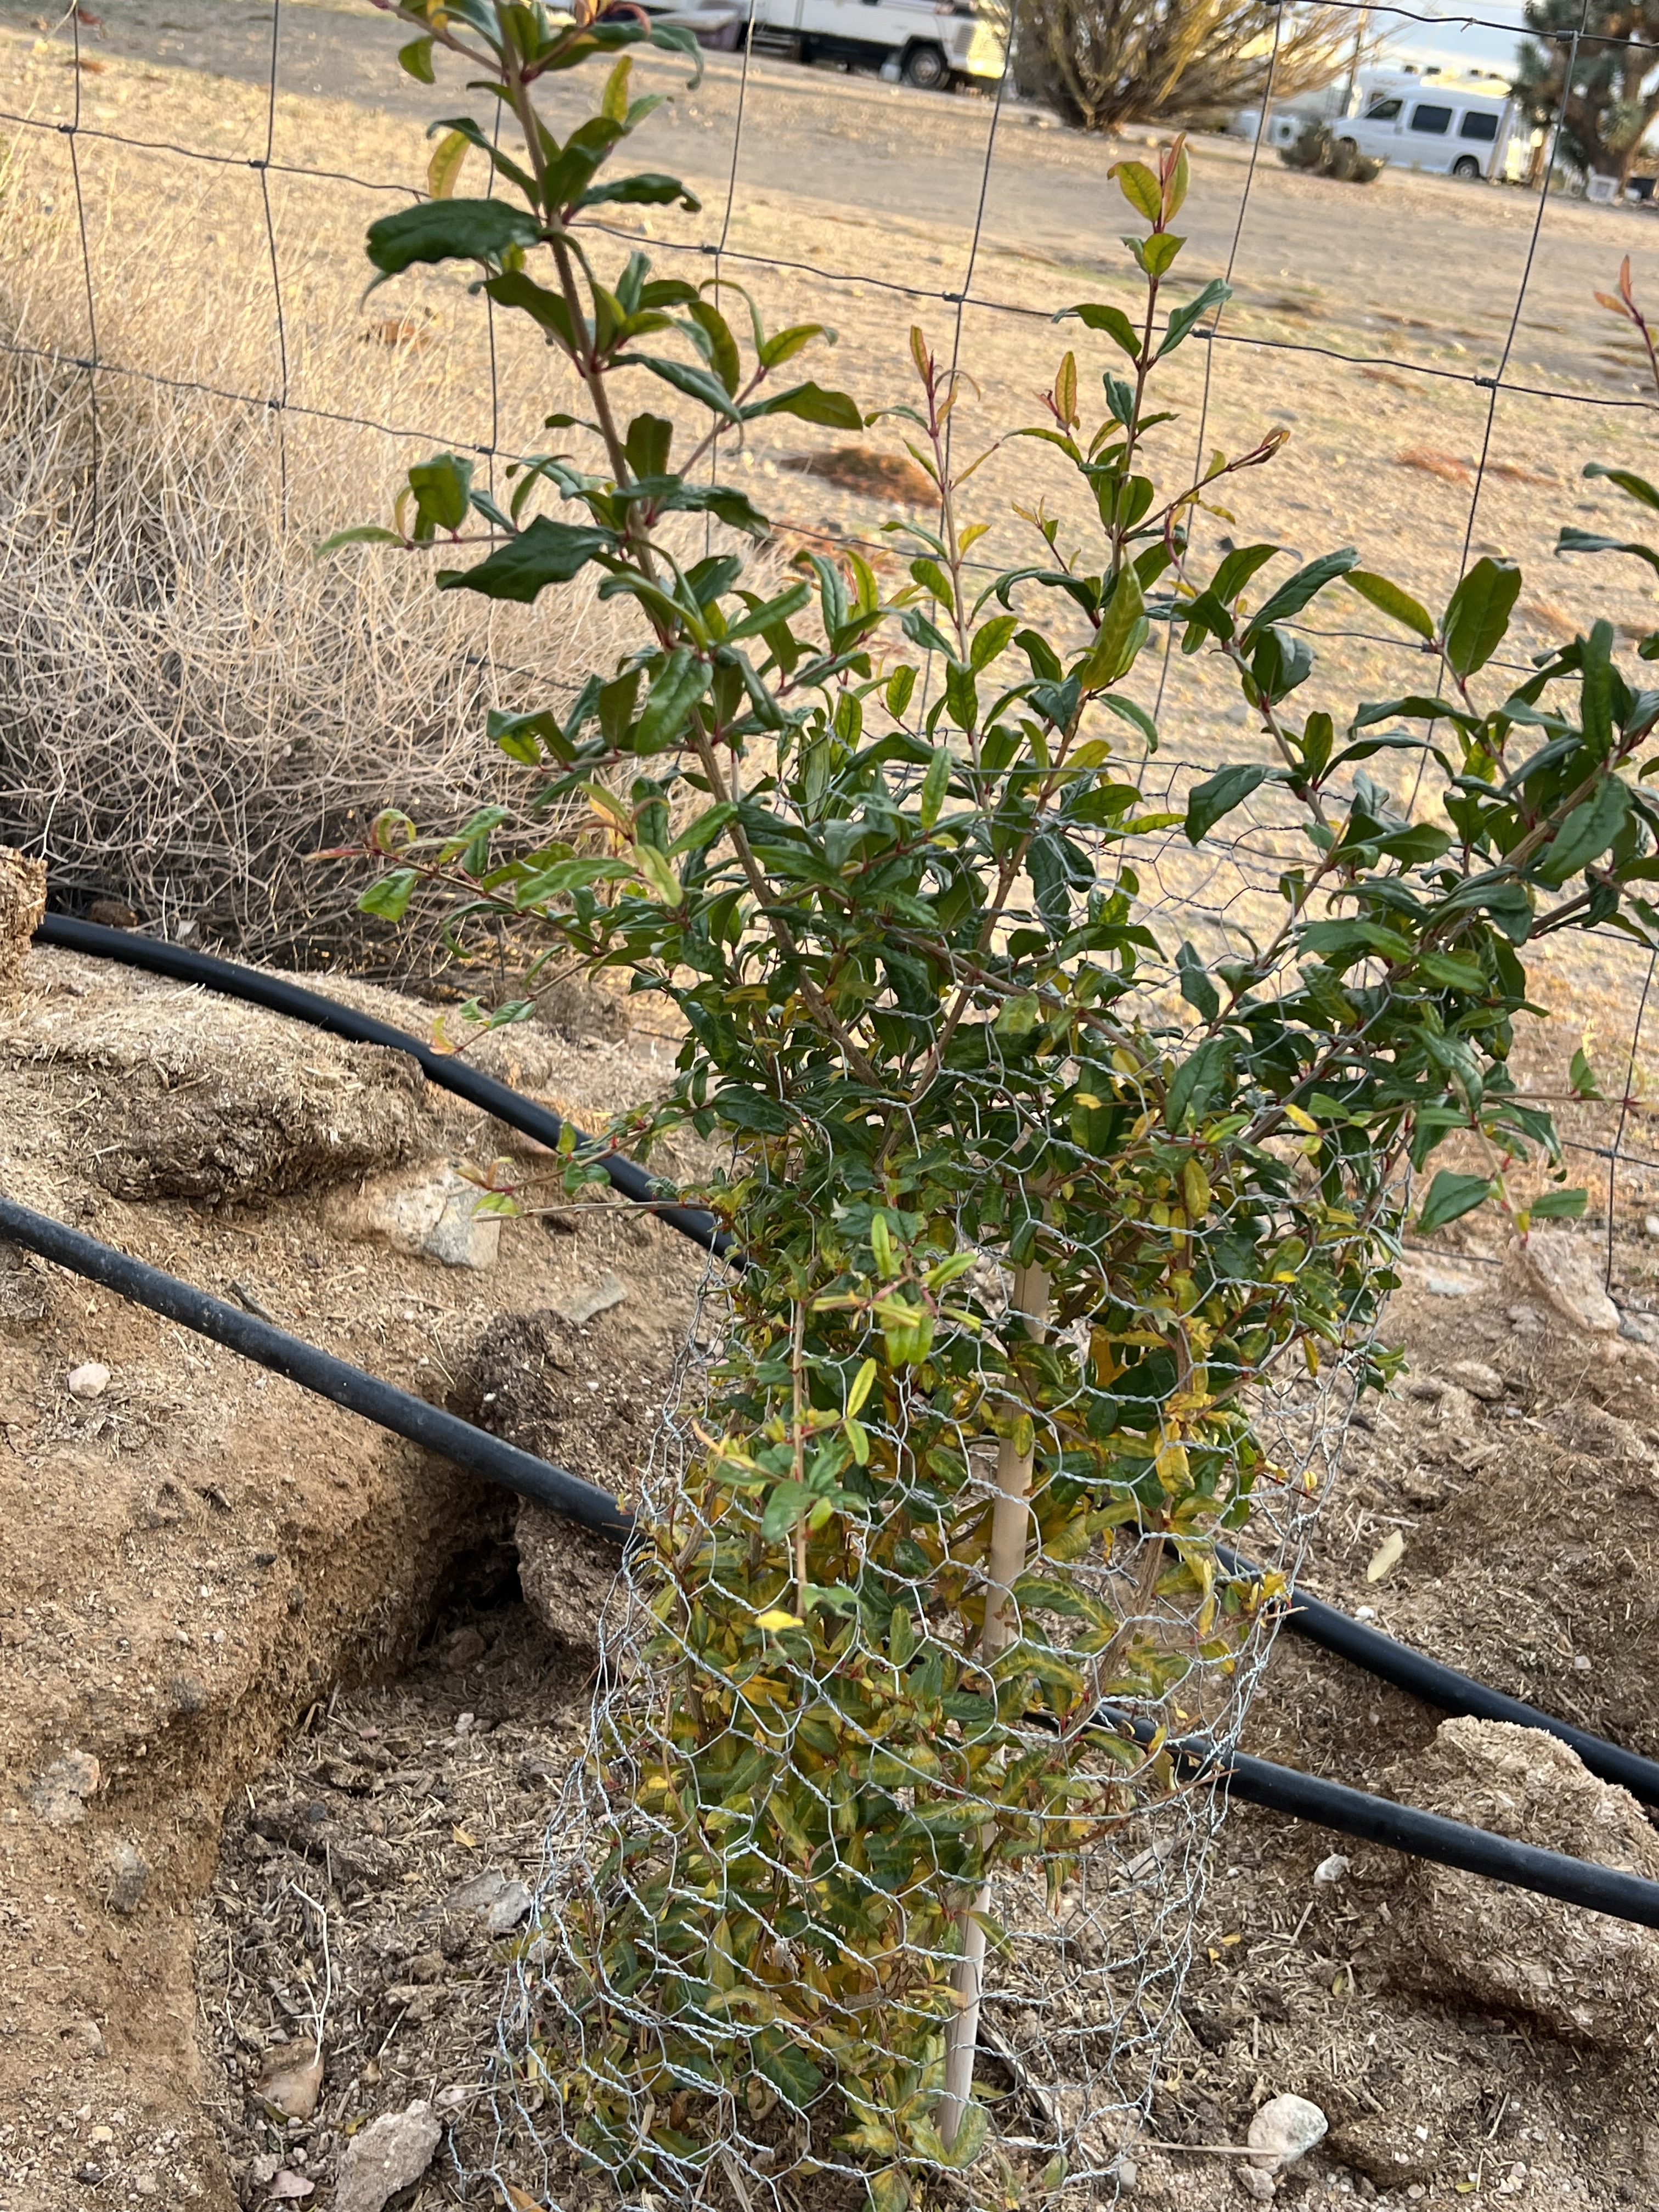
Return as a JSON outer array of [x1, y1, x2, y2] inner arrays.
[[1452, 155, 1482, 180], [901, 42, 950, 89]]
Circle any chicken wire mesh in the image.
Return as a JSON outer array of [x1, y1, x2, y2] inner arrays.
[[4, 0, 1659, 2200]]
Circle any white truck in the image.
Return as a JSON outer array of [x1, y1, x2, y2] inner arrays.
[[1338, 67, 1520, 182], [736, 0, 1005, 88]]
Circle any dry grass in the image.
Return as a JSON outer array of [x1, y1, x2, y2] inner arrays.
[[0, 131, 629, 973]]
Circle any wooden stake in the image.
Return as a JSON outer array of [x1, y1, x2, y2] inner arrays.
[[937, 1258, 1050, 2151]]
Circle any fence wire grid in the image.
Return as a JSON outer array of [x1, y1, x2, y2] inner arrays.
[[4, 0, 1659, 2204]]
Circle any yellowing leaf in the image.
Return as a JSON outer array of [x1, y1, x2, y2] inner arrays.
[[1365, 1528, 1404, 1583], [426, 129, 470, 202], [1283, 1102, 1319, 1132], [755, 1608, 803, 1631], [451, 1823, 478, 1849]]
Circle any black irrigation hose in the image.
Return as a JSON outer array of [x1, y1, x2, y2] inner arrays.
[[1094, 1706, 1659, 1931], [33, 914, 735, 1263], [1216, 1544, 1659, 1810], [0, 1195, 634, 1545]]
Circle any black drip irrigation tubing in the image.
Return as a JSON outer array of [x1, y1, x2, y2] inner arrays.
[[1094, 1706, 1659, 1932], [1216, 1542, 1659, 1810], [18, 915, 1659, 1930], [0, 1194, 633, 1546], [34, 914, 735, 1263]]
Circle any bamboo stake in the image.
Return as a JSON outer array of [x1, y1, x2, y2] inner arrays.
[[937, 1257, 1051, 2151]]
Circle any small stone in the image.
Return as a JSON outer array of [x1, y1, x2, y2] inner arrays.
[[325, 1162, 500, 1270], [1248, 2094, 1329, 2171], [268, 2175, 315, 2203], [1237, 2169, 1276, 2203], [558, 1272, 628, 1325], [248, 2155, 280, 2187], [1646, 1215, 1659, 1239], [256, 2038, 323, 2121], [1573, 1654, 1592, 1672], [65, 2017, 105, 2057], [443, 1627, 486, 1671], [1365, 1529, 1405, 1583], [1449, 1358, 1503, 1401], [30, 1750, 100, 1826], [88, 2127, 113, 2146], [332, 2099, 442, 2212], [132, 2177, 158, 2199], [67, 1362, 111, 1401], [1313, 1853, 1351, 1886], [486, 1880, 533, 1936], [1421, 1270, 1476, 1297], [1509, 1228, 1618, 1334], [103, 1838, 150, 1916], [444, 1867, 506, 1915]]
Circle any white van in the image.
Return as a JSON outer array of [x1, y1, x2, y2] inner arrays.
[[1340, 69, 1517, 181], [739, 0, 1005, 88]]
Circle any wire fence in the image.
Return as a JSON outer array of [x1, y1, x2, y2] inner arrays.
[[4, 0, 1659, 2199]]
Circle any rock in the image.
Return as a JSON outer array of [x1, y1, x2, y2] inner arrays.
[[332, 2098, 442, 2212], [1248, 2094, 1328, 2171], [486, 1880, 533, 1936], [1236, 2169, 1275, 2203], [268, 2174, 315, 2203], [64, 2018, 106, 2058], [1448, 1358, 1503, 1401], [442, 1627, 487, 1671], [1421, 1269, 1476, 1297], [1362, 1718, 1659, 2048], [1620, 1310, 1659, 1347], [444, 1867, 506, 1915], [247, 2154, 280, 2187], [256, 2038, 324, 2121], [1507, 1228, 1619, 1334], [558, 1271, 628, 1324], [1330, 2111, 1447, 2188], [31, 1750, 100, 1825], [0, 847, 46, 989], [66, 1361, 111, 1401], [1312, 1853, 1350, 1886], [324, 1160, 500, 1270], [1365, 1529, 1404, 1583], [102, 1838, 150, 1916]]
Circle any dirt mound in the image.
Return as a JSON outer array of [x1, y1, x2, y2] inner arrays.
[[0, 944, 701, 2211]]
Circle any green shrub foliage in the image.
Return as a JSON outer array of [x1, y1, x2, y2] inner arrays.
[[333, 10, 1659, 2200]]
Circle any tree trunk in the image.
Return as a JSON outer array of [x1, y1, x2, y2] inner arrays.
[[936, 1260, 1051, 2152]]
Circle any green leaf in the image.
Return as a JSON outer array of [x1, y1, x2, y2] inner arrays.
[[1417, 1169, 1493, 1234], [622, 352, 743, 422], [1109, 158, 1162, 221], [687, 298, 742, 398], [1344, 569, 1435, 642], [1443, 556, 1521, 678], [577, 171, 701, 213], [436, 517, 615, 603], [407, 451, 473, 533], [1186, 762, 1273, 843], [742, 381, 864, 430], [867, 2168, 910, 2212], [314, 524, 404, 555], [484, 269, 577, 352], [1158, 276, 1229, 358], [1537, 774, 1629, 885], [1569, 1045, 1601, 1099], [634, 646, 710, 752], [358, 869, 417, 922], [887, 665, 916, 718], [1530, 1187, 1588, 1219], [760, 322, 831, 370], [365, 198, 540, 280], [1057, 301, 1141, 359], [1077, 561, 1143, 689], [754, 2035, 824, 2107], [919, 746, 952, 830], [1243, 548, 1358, 640], [397, 35, 435, 82], [714, 1084, 794, 1133], [1583, 460, 1659, 514]]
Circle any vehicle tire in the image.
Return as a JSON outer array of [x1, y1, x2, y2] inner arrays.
[[1452, 155, 1482, 180], [1328, 134, 1358, 182], [901, 42, 949, 89]]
